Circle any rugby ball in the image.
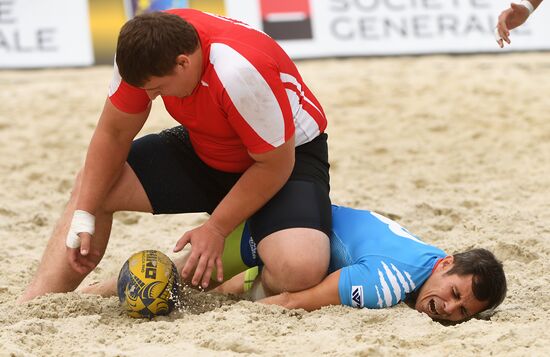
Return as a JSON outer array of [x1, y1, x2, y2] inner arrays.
[[117, 250, 181, 318]]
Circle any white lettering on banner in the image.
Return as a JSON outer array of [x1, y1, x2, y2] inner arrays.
[[224, 0, 549, 58], [0, 0, 93, 68]]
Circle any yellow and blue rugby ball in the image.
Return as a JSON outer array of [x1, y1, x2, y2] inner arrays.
[[117, 250, 181, 318]]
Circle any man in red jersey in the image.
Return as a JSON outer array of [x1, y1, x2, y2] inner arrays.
[[18, 10, 331, 302]]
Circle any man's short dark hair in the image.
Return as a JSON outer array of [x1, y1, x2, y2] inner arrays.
[[116, 11, 199, 87], [447, 248, 507, 312]]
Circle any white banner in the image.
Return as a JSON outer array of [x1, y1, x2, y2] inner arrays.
[[0, 0, 93, 68], [226, 0, 550, 58]]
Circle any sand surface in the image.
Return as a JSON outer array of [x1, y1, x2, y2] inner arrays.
[[0, 53, 549, 356]]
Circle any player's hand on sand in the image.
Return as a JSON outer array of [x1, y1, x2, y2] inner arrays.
[[495, 3, 531, 48], [66, 232, 100, 274], [173, 220, 225, 288]]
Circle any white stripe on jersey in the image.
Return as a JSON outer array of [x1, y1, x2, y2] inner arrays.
[[210, 43, 285, 148], [280, 72, 324, 117], [391, 263, 411, 293], [109, 59, 122, 97], [377, 269, 393, 307], [375, 285, 384, 308], [284, 89, 319, 145], [280, 73, 322, 145], [404, 271, 416, 290], [382, 261, 402, 303]]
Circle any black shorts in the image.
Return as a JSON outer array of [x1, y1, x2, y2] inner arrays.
[[127, 126, 331, 243]]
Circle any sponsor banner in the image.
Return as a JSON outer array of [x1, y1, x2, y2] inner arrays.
[[7, 0, 545, 68], [91, 0, 226, 65], [226, 0, 550, 58], [259, 0, 312, 41], [0, 0, 93, 68]]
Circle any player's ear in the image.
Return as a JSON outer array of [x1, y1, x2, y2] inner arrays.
[[175, 54, 190, 69], [439, 255, 454, 270]]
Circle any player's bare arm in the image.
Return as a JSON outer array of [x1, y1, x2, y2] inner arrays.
[[67, 99, 150, 274], [259, 270, 341, 311]]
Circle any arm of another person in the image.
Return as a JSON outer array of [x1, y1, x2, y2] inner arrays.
[[258, 270, 342, 311], [496, 0, 544, 48], [67, 98, 150, 272], [175, 135, 296, 288]]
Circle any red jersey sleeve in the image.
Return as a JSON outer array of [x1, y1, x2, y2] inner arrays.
[[108, 63, 151, 114]]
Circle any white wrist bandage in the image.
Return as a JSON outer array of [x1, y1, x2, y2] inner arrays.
[[66, 210, 95, 248], [520, 0, 535, 15]]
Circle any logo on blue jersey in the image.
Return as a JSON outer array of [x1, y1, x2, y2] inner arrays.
[[351, 285, 364, 308]]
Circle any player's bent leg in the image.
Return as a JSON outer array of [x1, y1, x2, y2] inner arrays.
[[257, 227, 330, 294], [18, 163, 152, 303], [248, 178, 332, 296], [18, 171, 109, 302]]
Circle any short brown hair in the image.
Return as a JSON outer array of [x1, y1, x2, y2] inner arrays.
[[447, 248, 507, 313], [115, 12, 199, 87]]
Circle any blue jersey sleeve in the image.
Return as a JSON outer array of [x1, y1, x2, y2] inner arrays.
[[339, 257, 437, 309], [339, 264, 384, 308]]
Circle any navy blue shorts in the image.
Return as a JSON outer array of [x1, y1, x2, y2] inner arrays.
[[127, 126, 331, 243]]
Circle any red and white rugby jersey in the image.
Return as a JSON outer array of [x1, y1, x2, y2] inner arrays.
[[109, 9, 327, 173]]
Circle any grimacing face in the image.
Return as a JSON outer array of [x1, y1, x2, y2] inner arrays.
[[415, 256, 488, 322]]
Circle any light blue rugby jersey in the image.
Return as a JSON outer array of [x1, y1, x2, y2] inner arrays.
[[329, 205, 446, 309]]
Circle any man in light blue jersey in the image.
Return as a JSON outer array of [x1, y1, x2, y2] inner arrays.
[[82, 205, 507, 322], [254, 206, 506, 322]]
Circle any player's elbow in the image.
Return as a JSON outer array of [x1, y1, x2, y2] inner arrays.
[[279, 291, 300, 310]]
